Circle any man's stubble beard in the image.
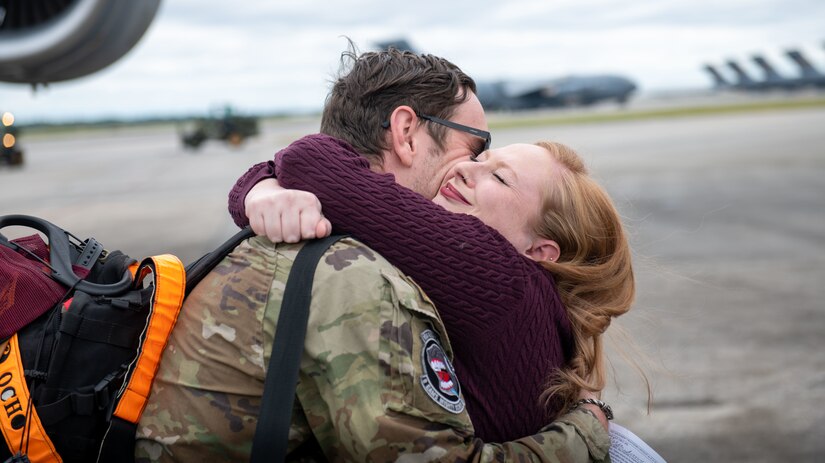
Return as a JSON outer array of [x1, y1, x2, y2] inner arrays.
[[409, 146, 445, 200]]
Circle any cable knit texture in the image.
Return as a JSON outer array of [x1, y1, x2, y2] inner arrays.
[[228, 133, 574, 441]]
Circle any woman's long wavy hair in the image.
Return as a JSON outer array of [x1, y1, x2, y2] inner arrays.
[[532, 141, 642, 414]]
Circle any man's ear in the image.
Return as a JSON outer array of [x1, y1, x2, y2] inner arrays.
[[387, 105, 419, 167], [523, 238, 561, 264]]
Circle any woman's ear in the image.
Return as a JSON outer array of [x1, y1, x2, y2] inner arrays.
[[388, 105, 418, 167], [524, 238, 561, 264]]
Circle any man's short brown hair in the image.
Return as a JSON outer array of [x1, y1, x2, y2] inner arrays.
[[320, 46, 477, 165]]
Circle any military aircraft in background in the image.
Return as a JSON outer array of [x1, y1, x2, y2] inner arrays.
[[376, 39, 637, 110], [785, 50, 825, 87], [474, 75, 637, 110], [703, 48, 825, 92], [751, 55, 798, 90]]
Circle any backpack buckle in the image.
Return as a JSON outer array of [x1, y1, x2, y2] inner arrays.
[[94, 366, 127, 419]]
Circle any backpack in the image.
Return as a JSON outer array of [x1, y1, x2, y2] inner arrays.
[[0, 214, 253, 463]]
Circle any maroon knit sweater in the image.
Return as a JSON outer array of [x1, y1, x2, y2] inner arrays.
[[228, 133, 575, 441]]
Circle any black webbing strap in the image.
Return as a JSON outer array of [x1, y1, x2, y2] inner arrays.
[[250, 234, 346, 463], [184, 227, 255, 296]]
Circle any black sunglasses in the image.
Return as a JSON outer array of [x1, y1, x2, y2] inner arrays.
[[381, 113, 491, 153]]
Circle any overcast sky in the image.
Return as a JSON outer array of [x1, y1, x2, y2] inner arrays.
[[1, 0, 824, 122]]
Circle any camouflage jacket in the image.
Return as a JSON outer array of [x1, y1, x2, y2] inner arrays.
[[135, 236, 611, 462]]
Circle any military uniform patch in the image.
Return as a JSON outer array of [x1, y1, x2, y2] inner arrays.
[[419, 329, 464, 414]]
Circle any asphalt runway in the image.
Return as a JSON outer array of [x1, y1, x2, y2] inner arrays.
[[2, 105, 824, 462]]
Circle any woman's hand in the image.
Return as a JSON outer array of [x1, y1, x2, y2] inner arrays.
[[244, 178, 332, 243]]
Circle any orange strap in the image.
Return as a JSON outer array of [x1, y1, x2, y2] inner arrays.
[[0, 336, 62, 463], [113, 254, 185, 424], [0, 254, 184, 461]]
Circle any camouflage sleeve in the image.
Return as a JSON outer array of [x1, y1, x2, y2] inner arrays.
[[289, 239, 611, 463], [334, 404, 611, 463], [474, 408, 611, 463]]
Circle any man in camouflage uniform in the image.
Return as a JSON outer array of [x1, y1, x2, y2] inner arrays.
[[136, 237, 610, 462], [135, 48, 612, 462]]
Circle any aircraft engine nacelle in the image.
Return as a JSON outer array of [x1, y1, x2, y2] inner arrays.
[[0, 0, 161, 85]]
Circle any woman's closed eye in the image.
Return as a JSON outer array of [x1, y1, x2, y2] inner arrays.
[[469, 154, 509, 185], [493, 172, 509, 186]]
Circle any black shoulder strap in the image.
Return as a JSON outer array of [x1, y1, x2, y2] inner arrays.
[[184, 227, 255, 296], [250, 234, 347, 463], [98, 227, 255, 463]]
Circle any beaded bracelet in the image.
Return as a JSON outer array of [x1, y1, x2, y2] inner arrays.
[[572, 398, 614, 421]]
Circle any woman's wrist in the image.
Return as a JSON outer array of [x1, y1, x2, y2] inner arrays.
[[571, 398, 614, 421]]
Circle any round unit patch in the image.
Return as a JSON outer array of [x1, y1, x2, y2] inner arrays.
[[419, 329, 464, 414]]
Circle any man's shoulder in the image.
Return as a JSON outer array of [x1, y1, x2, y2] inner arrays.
[[316, 236, 390, 274], [242, 235, 440, 320], [242, 234, 395, 276], [243, 234, 382, 264], [318, 238, 435, 308]]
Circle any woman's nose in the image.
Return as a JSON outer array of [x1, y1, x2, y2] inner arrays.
[[455, 165, 474, 187]]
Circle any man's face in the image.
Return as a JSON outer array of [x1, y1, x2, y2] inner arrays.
[[409, 92, 488, 199]]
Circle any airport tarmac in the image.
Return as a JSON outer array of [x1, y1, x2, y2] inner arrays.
[[1, 105, 824, 462]]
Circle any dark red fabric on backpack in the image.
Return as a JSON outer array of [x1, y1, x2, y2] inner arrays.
[[0, 234, 89, 341]]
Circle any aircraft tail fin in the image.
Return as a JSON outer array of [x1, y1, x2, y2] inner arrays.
[[785, 49, 823, 77], [751, 55, 784, 81], [375, 39, 418, 53], [703, 64, 729, 87], [726, 60, 755, 85]]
